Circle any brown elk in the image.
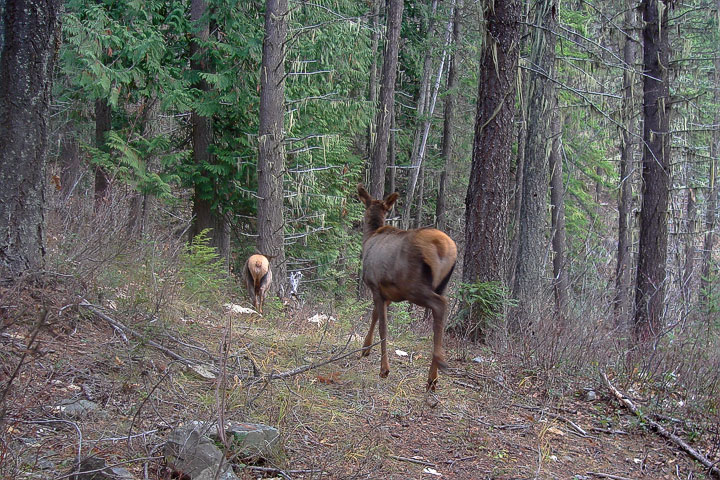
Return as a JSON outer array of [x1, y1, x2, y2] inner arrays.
[[244, 254, 272, 314], [357, 185, 457, 390]]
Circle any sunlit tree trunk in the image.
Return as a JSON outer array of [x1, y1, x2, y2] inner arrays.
[[257, 0, 288, 293], [368, 0, 403, 199], [549, 111, 569, 318], [634, 0, 672, 343]]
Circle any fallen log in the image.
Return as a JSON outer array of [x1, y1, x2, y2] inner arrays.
[[602, 372, 720, 478]]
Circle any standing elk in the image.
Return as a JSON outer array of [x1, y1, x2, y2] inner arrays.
[[357, 185, 457, 390], [244, 254, 272, 314]]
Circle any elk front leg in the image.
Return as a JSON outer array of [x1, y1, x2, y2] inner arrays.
[[378, 299, 389, 378]]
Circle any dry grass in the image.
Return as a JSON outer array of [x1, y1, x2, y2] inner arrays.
[[1, 192, 719, 479]]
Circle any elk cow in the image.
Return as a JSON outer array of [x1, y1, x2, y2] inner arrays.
[[357, 185, 457, 390], [244, 254, 272, 314]]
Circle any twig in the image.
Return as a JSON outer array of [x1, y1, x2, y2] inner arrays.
[[602, 372, 720, 478], [514, 404, 588, 437], [267, 340, 380, 380], [586, 472, 634, 480], [79, 300, 197, 367], [244, 465, 323, 478], [388, 455, 436, 467]]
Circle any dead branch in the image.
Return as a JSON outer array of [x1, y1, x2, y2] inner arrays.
[[266, 340, 380, 381], [514, 404, 589, 437], [388, 455, 436, 467], [602, 372, 720, 478], [79, 299, 197, 368], [587, 472, 633, 480]]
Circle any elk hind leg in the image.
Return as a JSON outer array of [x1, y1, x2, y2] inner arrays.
[[361, 299, 379, 357], [426, 294, 449, 390]]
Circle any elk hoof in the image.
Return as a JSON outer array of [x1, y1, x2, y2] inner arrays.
[[426, 377, 438, 391], [379, 368, 389, 378], [360, 346, 372, 357]]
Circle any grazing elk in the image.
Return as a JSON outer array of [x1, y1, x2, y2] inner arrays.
[[244, 254, 272, 314], [357, 185, 457, 390]]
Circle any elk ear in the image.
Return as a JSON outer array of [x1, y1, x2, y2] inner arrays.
[[384, 192, 399, 210], [357, 184, 372, 207]]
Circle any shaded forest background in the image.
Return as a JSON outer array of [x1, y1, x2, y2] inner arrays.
[[2, 0, 720, 476]]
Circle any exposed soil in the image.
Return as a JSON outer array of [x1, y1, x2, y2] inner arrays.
[[1, 284, 716, 480]]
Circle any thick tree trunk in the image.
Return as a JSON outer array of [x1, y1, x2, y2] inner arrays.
[[510, 0, 557, 332], [549, 110, 569, 318], [435, 0, 462, 232], [614, 0, 638, 326], [257, 0, 288, 293], [188, 0, 230, 266], [0, 0, 59, 277], [700, 51, 720, 306], [462, 0, 521, 288], [94, 99, 112, 206], [634, 0, 672, 343], [368, 0, 403, 200]]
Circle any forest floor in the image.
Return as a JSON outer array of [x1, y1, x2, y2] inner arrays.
[[1, 282, 716, 480]]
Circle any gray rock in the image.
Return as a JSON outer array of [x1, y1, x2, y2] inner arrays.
[[164, 422, 238, 480], [55, 399, 100, 419], [585, 390, 597, 401], [68, 456, 134, 479], [222, 422, 280, 460]]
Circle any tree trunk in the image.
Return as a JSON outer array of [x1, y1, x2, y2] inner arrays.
[[614, 0, 638, 326], [188, 0, 230, 267], [634, 0, 672, 343], [403, 0, 456, 229], [700, 47, 720, 307], [366, 0, 381, 158], [462, 0, 521, 288], [510, 0, 557, 332], [435, 0, 463, 231], [682, 186, 696, 312], [549, 109, 569, 318], [0, 0, 59, 277], [257, 0, 288, 294], [388, 106, 397, 196], [94, 98, 111, 206], [415, 166, 424, 227], [59, 128, 82, 201], [368, 0, 403, 200]]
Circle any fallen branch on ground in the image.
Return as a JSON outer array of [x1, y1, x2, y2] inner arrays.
[[586, 472, 633, 480], [79, 299, 198, 368], [602, 372, 720, 478], [388, 455, 436, 467]]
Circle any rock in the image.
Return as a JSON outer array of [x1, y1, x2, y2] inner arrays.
[[471, 356, 484, 363], [164, 422, 238, 480], [223, 422, 280, 460], [55, 399, 100, 419], [585, 390, 597, 401], [68, 456, 134, 479]]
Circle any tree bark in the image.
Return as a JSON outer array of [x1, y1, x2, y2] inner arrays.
[[700, 40, 720, 307], [614, 0, 638, 326], [634, 0, 672, 343], [257, 0, 288, 293], [510, 0, 557, 331], [0, 0, 60, 277], [368, 0, 403, 200], [188, 0, 230, 266], [549, 109, 569, 318], [462, 0, 521, 289]]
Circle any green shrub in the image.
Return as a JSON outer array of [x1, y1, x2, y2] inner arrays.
[[179, 230, 229, 305]]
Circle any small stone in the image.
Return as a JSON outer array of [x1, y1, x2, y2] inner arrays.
[[55, 399, 100, 419], [585, 390, 597, 401]]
